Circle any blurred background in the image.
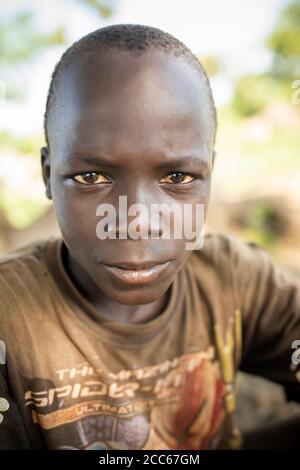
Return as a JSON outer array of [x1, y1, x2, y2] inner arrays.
[[0, 0, 300, 441]]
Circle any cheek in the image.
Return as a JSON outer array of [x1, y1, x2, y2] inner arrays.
[[198, 179, 211, 201], [51, 181, 98, 242], [184, 182, 211, 231], [196, 179, 211, 220], [182, 179, 211, 205]]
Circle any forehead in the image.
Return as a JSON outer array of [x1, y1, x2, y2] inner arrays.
[[48, 49, 213, 163]]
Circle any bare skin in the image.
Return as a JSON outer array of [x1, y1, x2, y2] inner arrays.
[[41, 49, 215, 324]]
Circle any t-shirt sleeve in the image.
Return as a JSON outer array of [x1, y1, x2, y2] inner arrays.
[[0, 367, 30, 449], [228, 235, 300, 402]]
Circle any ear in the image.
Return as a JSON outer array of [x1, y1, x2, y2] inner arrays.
[[212, 149, 216, 171], [41, 146, 52, 200]]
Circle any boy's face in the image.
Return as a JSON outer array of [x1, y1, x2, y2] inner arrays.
[[41, 49, 214, 305]]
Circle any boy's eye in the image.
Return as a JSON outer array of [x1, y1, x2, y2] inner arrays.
[[73, 172, 111, 185], [160, 172, 195, 185]]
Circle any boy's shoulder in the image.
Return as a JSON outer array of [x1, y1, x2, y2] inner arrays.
[[189, 230, 283, 293], [0, 236, 60, 270], [192, 230, 268, 268], [0, 236, 62, 304]]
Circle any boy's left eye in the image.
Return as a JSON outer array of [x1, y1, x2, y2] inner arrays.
[[73, 172, 111, 185], [160, 172, 195, 185]]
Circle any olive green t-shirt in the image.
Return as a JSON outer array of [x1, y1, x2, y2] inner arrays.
[[0, 232, 299, 449]]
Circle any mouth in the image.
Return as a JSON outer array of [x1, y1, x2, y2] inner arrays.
[[102, 260, 173, 285]]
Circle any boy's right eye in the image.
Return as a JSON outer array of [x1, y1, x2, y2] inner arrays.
[[73, 172, 111, 185]]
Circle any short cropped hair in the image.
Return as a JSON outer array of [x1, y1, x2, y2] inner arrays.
[[44, 23, 217, 147]]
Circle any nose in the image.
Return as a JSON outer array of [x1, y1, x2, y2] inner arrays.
[[116, 189, 163, 239]]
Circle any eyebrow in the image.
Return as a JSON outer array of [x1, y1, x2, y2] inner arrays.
[[65, 152, 210, 172], [63, 153, 121, 171], [157, 156, 210, 172]]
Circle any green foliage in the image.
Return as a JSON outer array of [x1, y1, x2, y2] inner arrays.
[[0, 11, 66, 64], [78, 0, 114, 17], [241, 128, 299, 173], [0, 131, 42, 155], [245, 202, 283, 243], [199, 55, 220, 77], [231, 75, 284, 117], [232, 0, 300, 117], [268, 0, 300, 57], [0, 187, 46, 229], [267, 0, 300, 79]]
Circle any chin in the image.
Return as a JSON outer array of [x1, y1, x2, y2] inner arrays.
[[99, 282, 171, 306]]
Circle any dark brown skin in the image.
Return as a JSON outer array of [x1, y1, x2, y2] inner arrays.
[[41, 49, 215, 324]]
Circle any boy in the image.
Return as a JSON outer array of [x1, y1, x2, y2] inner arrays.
[[0, 24, 299, 450]]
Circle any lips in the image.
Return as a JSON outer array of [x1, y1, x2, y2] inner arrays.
[[102, 260, 172, 285]]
